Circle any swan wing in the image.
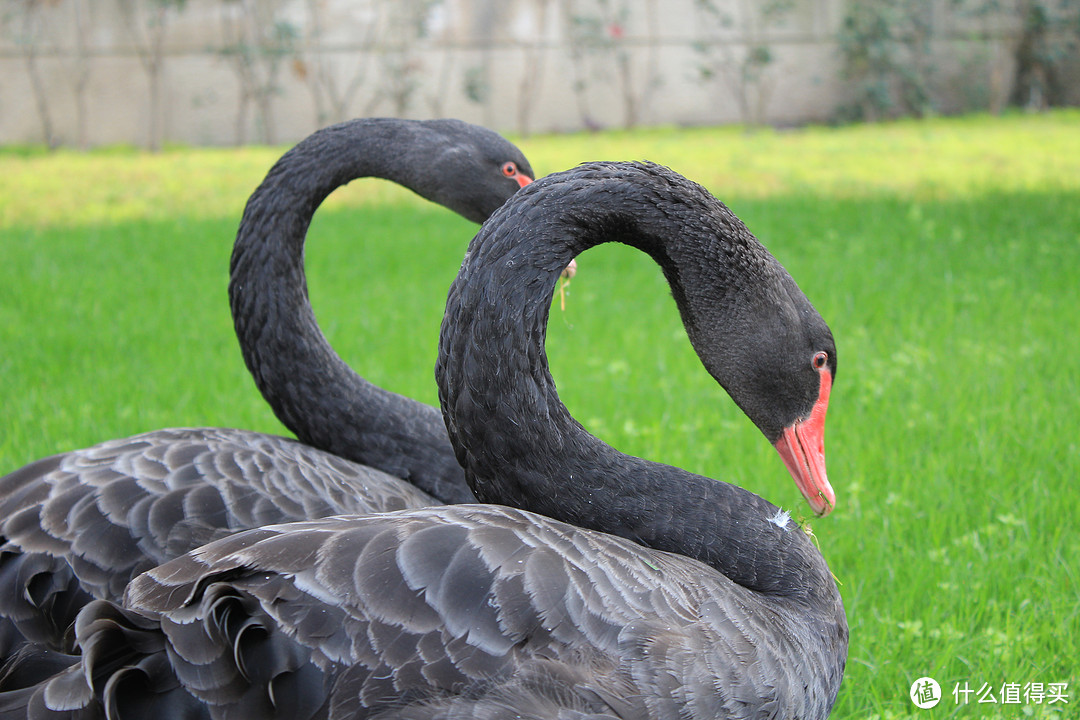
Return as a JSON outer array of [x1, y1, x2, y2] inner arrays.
[[0, 427, 433, 649], [102, 507, 790, 719]]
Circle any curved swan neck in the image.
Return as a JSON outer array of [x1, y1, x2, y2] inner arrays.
[[437, 162, 835, 600], [229, 119, 471, 502]]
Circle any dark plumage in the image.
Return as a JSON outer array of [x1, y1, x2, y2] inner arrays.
[[4, 162, 846, 719], [0, 118, 532, 662], [231, 117, 534, 502]]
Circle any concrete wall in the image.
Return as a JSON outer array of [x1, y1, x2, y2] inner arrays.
[[0, 0, 1044, 147]]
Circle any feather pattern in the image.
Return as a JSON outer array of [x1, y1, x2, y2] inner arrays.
[[20, 506, 835, 719], [0, 428, 433, 653]]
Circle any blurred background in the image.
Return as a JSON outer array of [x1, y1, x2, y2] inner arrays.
[[2, 0, 1079, 149]]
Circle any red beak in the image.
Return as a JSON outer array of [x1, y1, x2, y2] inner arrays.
[[773, 369, 835, 516], [514, 173, 533, 189]]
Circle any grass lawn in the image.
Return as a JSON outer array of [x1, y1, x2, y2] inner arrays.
[[1, 111, 1078, 718]]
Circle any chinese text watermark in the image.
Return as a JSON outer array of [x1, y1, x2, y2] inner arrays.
[[910, 677, 1069, 709]]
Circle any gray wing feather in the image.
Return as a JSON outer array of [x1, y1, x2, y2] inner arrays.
[[5, 494, 831, 719], [94, 506, 826, 719], [0, 427, 435, 651]]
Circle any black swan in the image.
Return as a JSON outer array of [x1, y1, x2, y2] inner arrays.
[[0, 118, 534, 657], [230, 118, 536, 504], [6, 162, 846, 719]]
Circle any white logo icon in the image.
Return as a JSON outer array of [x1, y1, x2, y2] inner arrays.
[[910, 676, 942, 709]]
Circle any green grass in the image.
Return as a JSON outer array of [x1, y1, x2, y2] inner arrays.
[[2, 111, 1078, 718]]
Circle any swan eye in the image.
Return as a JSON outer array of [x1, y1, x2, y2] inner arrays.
[[812, 351, 828, 370], [502, 162, 518, 177]]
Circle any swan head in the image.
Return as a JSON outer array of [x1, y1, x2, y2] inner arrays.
[[411, 119, 535, 224], [674, 231, 838, 517], [737, 278, 835, 517]]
